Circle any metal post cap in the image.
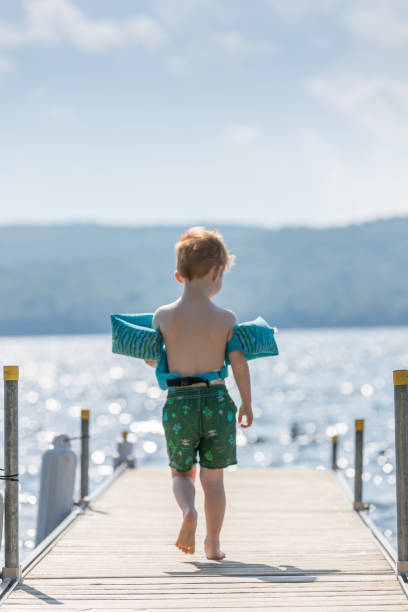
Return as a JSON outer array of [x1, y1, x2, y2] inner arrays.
[[355, 419, 364, 431], [393, 370, 408, 386], [81, 409, 90, 420], [332, 435, 338, 443], [3, 366, 19, 381]]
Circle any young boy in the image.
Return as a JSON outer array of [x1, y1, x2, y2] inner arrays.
[[146, 226, 252, 561]]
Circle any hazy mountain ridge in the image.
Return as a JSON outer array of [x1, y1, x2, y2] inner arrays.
[[1, 218, 407, 335]]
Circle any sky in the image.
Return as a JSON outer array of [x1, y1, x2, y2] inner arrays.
[[0, 0, 407, 229]]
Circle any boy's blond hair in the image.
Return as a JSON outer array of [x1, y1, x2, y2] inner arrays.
[[175, 226, 236, 281]]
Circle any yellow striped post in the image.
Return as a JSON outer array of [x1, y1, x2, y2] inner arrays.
[[393, 370, 408, 573], [80, 410, 90, 502], [353, 419, 367, 510], [2, 366, 22, 581], [331, 435, 338, 470], [3, 366, 19, 381]]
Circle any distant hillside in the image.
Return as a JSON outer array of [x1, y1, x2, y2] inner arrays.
[[0, 218, 407, 335]]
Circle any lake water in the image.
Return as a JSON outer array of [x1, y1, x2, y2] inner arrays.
[[1, 326, 407, 562]]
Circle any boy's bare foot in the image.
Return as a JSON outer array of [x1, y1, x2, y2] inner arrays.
[[175, 508, 197, 554], [204, 537, 225, 560]]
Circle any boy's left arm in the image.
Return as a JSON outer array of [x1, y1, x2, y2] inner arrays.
[[144, 309, 161, 367]]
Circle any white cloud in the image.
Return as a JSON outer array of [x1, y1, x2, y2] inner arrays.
[[307, 73, 403, 112], [268, 0, 335, 19], [215, 32, 275, 56], [304, 70, 408, 222], [306, 73, 408, 143], [299, 127, 408, 224], [126, 17, 167, 50], [224, 123, 262, 144], [0, 0, 167, 52], [0, 56, 13, 72], [346, 0, 408, 46]]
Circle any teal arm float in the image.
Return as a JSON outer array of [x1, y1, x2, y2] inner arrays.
[[225, 316, 278, 364], [110, 313, 279, 389], [111, 313, 163, 361]]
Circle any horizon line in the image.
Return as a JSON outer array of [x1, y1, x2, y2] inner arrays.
[[0, 214, 407, 232]]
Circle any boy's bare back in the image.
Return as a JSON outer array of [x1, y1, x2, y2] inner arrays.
[[154, 297, 236, 379]]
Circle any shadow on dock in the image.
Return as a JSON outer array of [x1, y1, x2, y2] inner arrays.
[[166, 560, 340, 581], [15, 583, 63, 605], [13, 562, 339, 605]]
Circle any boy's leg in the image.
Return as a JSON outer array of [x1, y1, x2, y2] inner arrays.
[[171, 464, 197, 513], [199, 466, 226, 560], [171, 465, 197, 554]]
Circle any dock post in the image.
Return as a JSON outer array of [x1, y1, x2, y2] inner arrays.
[[353, 419, 367, 510], [331, 435, 338, 470], [80, 409, 90, 503], [2, 366, 22, 581], [393, 370, 408, 573]]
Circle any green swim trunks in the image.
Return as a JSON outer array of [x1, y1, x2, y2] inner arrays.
[[162, 384, 238, 472]]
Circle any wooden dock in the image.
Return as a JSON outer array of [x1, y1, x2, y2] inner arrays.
[[3, 468, 407, 610]]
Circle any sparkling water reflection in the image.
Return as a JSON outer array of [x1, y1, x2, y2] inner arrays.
[[0, 326, 407, 561]]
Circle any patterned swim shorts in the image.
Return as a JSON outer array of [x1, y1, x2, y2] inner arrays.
[[162, 384, 238, 472]]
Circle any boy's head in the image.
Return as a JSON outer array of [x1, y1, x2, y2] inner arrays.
[[175, 226, 235, 285]]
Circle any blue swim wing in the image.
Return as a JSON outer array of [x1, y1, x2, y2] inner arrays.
[[110, 312, 278, 380], [110, 313, 163, 361], [225, 316, 278, 364]]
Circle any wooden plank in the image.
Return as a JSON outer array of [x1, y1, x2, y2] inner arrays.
[[2, 468, 407, 609]]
